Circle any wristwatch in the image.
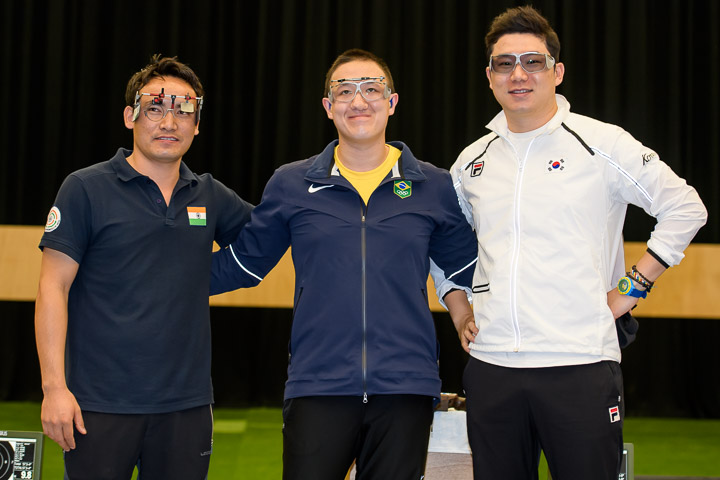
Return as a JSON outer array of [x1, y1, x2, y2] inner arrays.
[[618, 276, 647, 299]]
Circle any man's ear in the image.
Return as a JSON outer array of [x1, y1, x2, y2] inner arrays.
[[123, 106, 136, 130], [322, 98, 333, 119], [388, 93, 399, 115], [554, 62, 565, 87]]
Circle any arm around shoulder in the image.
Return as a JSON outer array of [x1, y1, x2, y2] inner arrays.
[[210, 172, 293, 295]]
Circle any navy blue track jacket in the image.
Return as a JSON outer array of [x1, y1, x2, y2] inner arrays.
[[211, 140, 477, 400]]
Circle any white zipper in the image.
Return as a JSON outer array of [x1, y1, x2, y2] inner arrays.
[[509, 137, 536, 352]]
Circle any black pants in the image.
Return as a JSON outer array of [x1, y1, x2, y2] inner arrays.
[[282, 394, 434, 480], [463, 358, 624, 480], [64, 405, 213, 480]]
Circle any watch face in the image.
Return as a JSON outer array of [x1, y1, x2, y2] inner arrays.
[[618, 277, 631, 294]]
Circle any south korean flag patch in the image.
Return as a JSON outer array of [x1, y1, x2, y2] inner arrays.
[[470, 159, 485, 177], [547, 159, 565, 173]]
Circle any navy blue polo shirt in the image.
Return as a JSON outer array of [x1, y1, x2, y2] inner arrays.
[[40, 148, 253, 414]]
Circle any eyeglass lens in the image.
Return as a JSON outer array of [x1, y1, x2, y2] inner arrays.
[[491, 53, 552, 74], [143, 102, 196, 122], [331, 82, 387, 102]]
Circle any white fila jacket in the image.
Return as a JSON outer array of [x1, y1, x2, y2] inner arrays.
[[449, 95, 706, 366]]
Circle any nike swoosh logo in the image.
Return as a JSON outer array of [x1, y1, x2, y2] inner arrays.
[[308, 184, 334, 193]]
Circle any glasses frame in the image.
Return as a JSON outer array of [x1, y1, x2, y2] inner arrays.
[[488, 52, 556, 75], [328, 76, 391, 103], [141, 103, 196, 122], [132, 90, 204, 124]]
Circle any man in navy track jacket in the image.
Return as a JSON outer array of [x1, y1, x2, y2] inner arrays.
[[211, 49, 477, 480]]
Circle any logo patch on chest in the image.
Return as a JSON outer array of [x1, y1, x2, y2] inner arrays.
[[547, 159, 566, 173], [470, 160, 485, 177], [187, 206, 207, 226], [393, 180, 412, 199]]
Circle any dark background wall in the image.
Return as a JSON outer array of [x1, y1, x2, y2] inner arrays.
[[1, 0, 718, 417]]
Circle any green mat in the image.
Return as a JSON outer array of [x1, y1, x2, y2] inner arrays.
[[1, 402, 718, 478]]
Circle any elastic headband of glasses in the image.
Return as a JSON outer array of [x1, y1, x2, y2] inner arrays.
[[132, 88, 204, 124], [330, 76, 385, 84]]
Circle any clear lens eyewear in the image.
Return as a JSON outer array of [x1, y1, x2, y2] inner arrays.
[[328, 76, 391, 103], [132, 90, 203, 123], [142, 103, 196, 122], [489, 52, 555, 74]]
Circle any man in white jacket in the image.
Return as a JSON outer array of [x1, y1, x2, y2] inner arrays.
[[445, 5, 707, 479]]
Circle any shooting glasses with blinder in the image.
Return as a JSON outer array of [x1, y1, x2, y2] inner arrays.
[[132, 87, 204, 124]]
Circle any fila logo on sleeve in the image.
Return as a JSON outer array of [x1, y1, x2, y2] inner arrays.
[[470, 160, 484, 177], [609, 406, 621, 423]]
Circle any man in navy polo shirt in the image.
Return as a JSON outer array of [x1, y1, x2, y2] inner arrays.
[[34, 54, 253, 479]]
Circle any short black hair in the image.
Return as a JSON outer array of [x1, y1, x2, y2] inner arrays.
[[324, 49, 394, 97], [124, 54, 205, 107], [485, 6, 561, 61]]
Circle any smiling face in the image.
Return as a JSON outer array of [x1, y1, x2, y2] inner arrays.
[[321, 60, 398, 147], [123, 76, 200, 166], [486, 33, 564, 132]]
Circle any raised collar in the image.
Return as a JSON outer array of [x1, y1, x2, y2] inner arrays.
[[305, 140, 427, 182]]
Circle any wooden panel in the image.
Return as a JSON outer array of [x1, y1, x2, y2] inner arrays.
[[1, 225, 718, 318], [624, 242, 720, 319], [0, 225, 43, 301]]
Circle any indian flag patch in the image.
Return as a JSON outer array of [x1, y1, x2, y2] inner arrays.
[[187, 206, 207, 226]]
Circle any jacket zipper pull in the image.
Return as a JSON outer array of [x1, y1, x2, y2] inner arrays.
[[363, 393, 368, 404]]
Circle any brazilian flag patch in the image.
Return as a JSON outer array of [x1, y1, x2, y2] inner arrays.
[[393, 180, 412, 199]]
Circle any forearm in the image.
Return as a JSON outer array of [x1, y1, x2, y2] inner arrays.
[[632, 251, 667, 284], [608, 252, 668, 319], [444, 290, 474, 334], [35, 285, 70, 393], [34, 249, 78, 393], [210, 245, 268, 295]]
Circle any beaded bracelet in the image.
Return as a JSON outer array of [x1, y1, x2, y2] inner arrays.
[[625, 271, 651, 292], [627, 266, 653, 292], [631, 265, 654, 287]]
